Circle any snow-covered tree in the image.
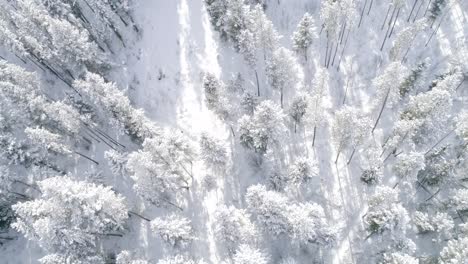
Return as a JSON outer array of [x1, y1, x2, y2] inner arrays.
[[213, 205, 258, 253], [364, 186, 409, 236], [232, 244, 269, 264], [126, 130, 193, 209], [332, 106, 371, 163], [116, 250, 149, 264], [0, 0, 104, 74], [389, 18, 428, 61], [292, 12, 317, 61], [105, 150, 128, 177], [38, 254, 106, 264], [13, 176, 128, 261], [249, 4, 280, 60], [203, 73, 229, 119], [455, 111, 468, 144], [360, 144, 384, 184], [25, 127, 71, 155], [439, 237, 468, 263], [157, 255, 206, 264], [381, 252, 418, 264], [306, 67, 329, 145], [287, 157, 318, 187], [239, 100, 287, 154], [151, 214, 193, 248], [266, 47, 302, 108], [288, 93, 308, 133], [413, 211, 454, 238], [200, 133, 227, 170], [245, 184, 335, 245], [73, 72, 160, 142], [393, 152, 425, 182], [372, 62, 408, 131]]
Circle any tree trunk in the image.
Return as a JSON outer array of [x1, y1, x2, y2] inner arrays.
[[75, 151, 99, 165], [424, 0, 433, 16], [413, 0, 425, 22], [280, 87, 284, 109], [255, 70, 260, 97], [382, 6, 394, 30], [372, 88, 390, 133], [367, 0, 374, 15], [388, 8, 401, 38], [347, 147, 356, 165], [424, 129, 454, 156], [408, 0, 419, 22], [425, 17, 443, 47], [312, 126, 317, 147], [358, 0, 368, 28]]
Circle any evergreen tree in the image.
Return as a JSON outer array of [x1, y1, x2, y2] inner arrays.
[[266, 47, 302, 108], [13, 176, 128, 261], [239, 100, 287, 154], [233, 244, 269, 264], [151, 214, 193, 248], [213, 205, 258, 253], [292, 12, 317, 61]]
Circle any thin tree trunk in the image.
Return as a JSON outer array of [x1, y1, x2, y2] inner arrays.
[[255, 70, 260, 97], [382, 6, 395, 31], [331, 40, 340, 66], [335, 143, 343, 164], [74, 151, 99, 165], [424, 0, 433, 16], [324, 37, 329, 67], [425, 17, 443, 47], [424, 129, 454, 156], [347, 148, 356, 165], [359, 0, 368, 28], [336, 28, 351, 70], [327, 41, 334, 68], [280, 87, 284, 108], [343, 78, 350, 105], [367, 0, 374, 15], [408, 0, 419, 22], [129, 211, 151, 222], [413, 0, 425, 22], [372, 88, 391, 133], [388, 8, 401, 38], [312, 126, 317, 147]]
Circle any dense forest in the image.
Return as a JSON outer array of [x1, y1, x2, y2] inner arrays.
[[0, 0, 467, 263]]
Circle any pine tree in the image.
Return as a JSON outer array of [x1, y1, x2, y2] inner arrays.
[[288, 93, 308, 133], [239, 100, 287, 154], [213, 205, 258, 253], [13, 176, 128, 261], [151, 214, 193, 248], [381, 252, 418, 264], [389, 18, 428, 61], [307, 67, 329, 146], [292, 12, 317, 61], [332, 106, 371, 164], [245, 184, 335, 245], [372, 62, 408, 132], [200, 133, 227, 169], [364, 186, 409, 237], [126, 130, 193, 210], [233, 244, 269, 264], [287, 157, 318, 187], [116, 250, 150, 264], [266, 47, 302, 108], [73, 72, 160, 142]]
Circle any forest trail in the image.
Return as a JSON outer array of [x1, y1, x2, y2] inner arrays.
[[132, 0, 228, 262]]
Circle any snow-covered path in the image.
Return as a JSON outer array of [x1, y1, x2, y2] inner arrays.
[[129, 0, 228, 262]]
